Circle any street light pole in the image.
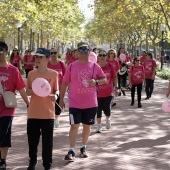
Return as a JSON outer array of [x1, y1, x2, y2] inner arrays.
[[160, 24, 165, 69], [16, 21, 22, 51]]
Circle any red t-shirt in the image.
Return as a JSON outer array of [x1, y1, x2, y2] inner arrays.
[[97, 63, 117, 98], [69, 56, 78, 64], [129, 65, 145, 85], [140, 55, 146, 65], [126, 56, 132, 63], [24, 55, 35, 70], [11, 55, 21, 68], [144, 59, 157, 79], [47, 61, 66, 88], [107, 59, 120, 72], [0, 63, 26, 117]]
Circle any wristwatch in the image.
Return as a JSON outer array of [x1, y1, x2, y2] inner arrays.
[[95, 80, 99, 86]]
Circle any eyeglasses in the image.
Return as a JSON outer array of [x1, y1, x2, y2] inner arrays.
[[51, 52, 57, 55], [99, 54, 107, 57], [78, 48, 89, 53]]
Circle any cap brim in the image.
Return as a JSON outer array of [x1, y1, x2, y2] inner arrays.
[[78, 45, 89, 48], [34, 53, 46, 57]]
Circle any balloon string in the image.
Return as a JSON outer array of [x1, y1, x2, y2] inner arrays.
[[55, 102, 63, 111]]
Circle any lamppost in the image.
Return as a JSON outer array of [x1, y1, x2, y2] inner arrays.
[[160, 23, 165, 69], [16, 21, 22, 51], [32, 28, 35, 51]]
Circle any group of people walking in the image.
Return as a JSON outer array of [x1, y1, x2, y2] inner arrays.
[[0, 40, 157, 170]]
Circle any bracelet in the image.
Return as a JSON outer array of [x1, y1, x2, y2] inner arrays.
[[95, 80, 99, 86]]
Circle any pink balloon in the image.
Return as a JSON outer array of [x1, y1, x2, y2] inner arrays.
[[162, 100, 170, 112], [120, 53, 126, 61], [89, 52, 97, 63], [32, 78, 51, 97]]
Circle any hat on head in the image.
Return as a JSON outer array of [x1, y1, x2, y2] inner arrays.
[[77, 42, 89, 49], [34, 48, 50, 58]]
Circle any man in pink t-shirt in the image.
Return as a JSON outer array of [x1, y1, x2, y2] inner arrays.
[[59, 42, 107, 161], [143, 52, 157, 99], [0, 42, 29, 169], [140, 51, 147, 66]]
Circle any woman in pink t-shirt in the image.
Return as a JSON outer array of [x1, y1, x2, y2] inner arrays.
[[10, 48, 22, 71], [96, 50, 117, 133], [23, 49, 35, 78], [47, 48, 66, 128], [129, 57, 145, 108]]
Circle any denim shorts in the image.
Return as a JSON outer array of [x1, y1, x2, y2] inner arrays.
[[0, 116, 13, 147], [69, 107, 97, 125]]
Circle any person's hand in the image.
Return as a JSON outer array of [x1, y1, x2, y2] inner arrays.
[[49, 94, 58, 102], [26, 89, 33, 96], [129, 82, 132, 88], [88, 79, 96, 86], [151, 75, 155, 80], [166, 91, 170, 97], [115, 89, 119, 96]]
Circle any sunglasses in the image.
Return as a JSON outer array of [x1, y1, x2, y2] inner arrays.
[[51, 52, 57, 55], [99, 54, 107, 57], [78, 48, 89, 53], [13, 50, 18, 52]]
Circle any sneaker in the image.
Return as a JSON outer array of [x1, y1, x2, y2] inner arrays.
[[138, 103, 142, 108], [64, 150, 75, 161], [111, 103, 116, 107], [27, 160, 37, 170], [80, 146, 88, 158], [145, 97, 149, 100], [0, 162, 6, 170], [106, 119, 111, 129], [54, 118, 60, 128], [130, 102, 134, 106], [95, 124, 102, 133], [122, 90, 126, 96]]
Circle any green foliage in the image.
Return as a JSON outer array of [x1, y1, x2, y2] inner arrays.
[[156, 62, 170, 79]]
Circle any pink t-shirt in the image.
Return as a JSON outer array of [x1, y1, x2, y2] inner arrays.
[[12, 55, 21, 68], [140, 56, 146, 65], [0, 63, 26, 117], [47, 61, 66, 88], [144, 59, 157, 79], [24, 55, 35, 70], [107, 59, 120, 72], [129, 65, 145, 85], [97, 63, 117, 98], [63, 61, 106, 109]]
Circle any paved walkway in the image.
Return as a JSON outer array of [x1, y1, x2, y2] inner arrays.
[[6, 76, 170, 170]]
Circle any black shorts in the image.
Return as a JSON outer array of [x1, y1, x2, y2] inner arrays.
[[69, 107, 97, 125], [97, 96, 113, 118], [0, 116, 13, 147], [55, 96, 61, 115]]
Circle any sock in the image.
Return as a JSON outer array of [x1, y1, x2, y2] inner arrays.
[[82, 145, 86, 149], [69, 148, 75, 152], [1, 159, 6, 164]]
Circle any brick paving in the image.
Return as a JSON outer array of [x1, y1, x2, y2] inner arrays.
[[6, 76, 170, 170]]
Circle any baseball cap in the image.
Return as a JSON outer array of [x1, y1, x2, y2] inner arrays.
[[34, 48, 51, 58], [77, 42, 89, 49]]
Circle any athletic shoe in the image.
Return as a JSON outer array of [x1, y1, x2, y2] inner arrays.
[[138, 103, 142, 108], [106, 119, 111, 129], [80, 146, 88, 158], [95, 124, 102, 133], [27, 160, 37, 170], [54, 118, 60, 128], [145, 97, 149, 100], [112, 103, 116, 107], [64, 150, 75, 161], [0, 163, 6, 170], [130, 102, 134, 106]]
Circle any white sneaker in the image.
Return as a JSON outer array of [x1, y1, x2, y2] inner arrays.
[[106, 119, 111, 129], [95, 124, 102, 133], [54, 118, 60, 128]]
